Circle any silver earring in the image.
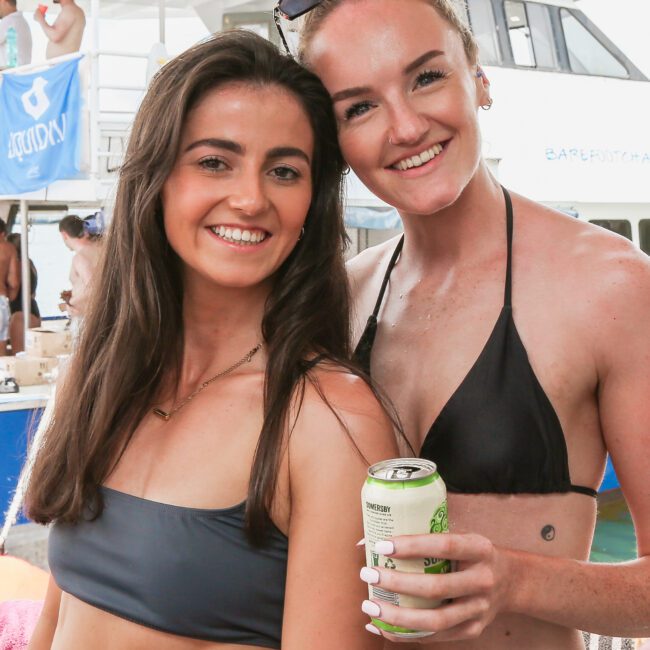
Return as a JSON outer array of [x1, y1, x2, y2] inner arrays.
[[298, 226, 305, 241], [480, 98, 494, 111]]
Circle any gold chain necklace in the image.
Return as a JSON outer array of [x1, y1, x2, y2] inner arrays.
[[152, 343, 262, 422]]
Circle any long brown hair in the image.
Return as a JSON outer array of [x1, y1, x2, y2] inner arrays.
[[26, 30, 370, 544]]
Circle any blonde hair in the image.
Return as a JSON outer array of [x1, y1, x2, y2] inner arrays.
[[298, 0, 478, 66]]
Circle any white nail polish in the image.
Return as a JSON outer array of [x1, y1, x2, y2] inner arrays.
[[362, 600, 381, 617], [365, 623, 382, 636], [356, 537, 366, 547], [375, 540, 395, 555], [360, 567, 380, 584]]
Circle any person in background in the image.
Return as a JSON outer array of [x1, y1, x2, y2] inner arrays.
[[7, 234, 41, 355], [0, 0, 32, 68], [294, 0, 650, 647], [58, 214, 101, 320], [34, 0, 85, 60], [0, 219, 19, 356]]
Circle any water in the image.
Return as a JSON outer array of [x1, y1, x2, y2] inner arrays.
[[590, 491, 637, 563]]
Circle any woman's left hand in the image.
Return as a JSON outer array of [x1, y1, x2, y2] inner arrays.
[[359, 533, 514, 643]]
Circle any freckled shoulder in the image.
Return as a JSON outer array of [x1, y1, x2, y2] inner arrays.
[[514, 192, 649, 291], [288, 361, 399, 470]]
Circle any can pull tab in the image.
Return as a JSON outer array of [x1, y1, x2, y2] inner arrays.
[[388, 466, 419, 480]]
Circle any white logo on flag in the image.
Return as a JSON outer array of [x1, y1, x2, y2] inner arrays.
[[21, 77, 50, 121]]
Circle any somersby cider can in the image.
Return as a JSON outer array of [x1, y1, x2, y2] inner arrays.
[[361, 458, 450, 638]]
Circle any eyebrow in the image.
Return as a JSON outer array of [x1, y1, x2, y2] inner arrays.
[[331, 49, 446, 104], [267, 146, 311, 165], [185, 138, 242, 154], [184, 140, 310, 164], [404, 49, 445, 74]]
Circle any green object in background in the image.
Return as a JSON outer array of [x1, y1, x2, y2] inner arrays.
[[6, 27, 18, 68], [590, 491, 637, 563]]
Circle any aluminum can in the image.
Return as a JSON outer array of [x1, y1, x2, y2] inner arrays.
[[361, 458, 450, 638]]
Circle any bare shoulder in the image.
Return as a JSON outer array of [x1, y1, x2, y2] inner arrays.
[[0, 240, 16, 260], [347, 235, 403, 302], [515, 192, 650, 292], [289, 361, 399, 469]]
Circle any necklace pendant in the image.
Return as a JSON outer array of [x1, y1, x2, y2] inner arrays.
[[153, 408, 171, 421]]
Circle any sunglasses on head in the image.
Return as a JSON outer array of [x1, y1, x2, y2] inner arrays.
[[276, 0, 323, 19], [274, 0, 324, 53]]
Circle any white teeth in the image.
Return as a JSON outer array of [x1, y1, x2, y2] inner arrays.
[[394, 143, 444, 170], [210, 227, 267, 245]]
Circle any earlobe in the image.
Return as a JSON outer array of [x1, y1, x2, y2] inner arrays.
[[475, 65, 492, 109]]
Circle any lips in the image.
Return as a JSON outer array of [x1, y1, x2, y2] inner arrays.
[[208, 226, 270, 245], [389, 142, 446, 170]]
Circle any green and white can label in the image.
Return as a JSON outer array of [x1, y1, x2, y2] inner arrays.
[[361, 458, 451, 638]]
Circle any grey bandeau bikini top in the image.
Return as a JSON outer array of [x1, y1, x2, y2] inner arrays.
[[48, 486, 288, 649]]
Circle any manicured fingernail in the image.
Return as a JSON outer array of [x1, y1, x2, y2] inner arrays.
[[360, 567, 380, 584], [375, 540, 395, 555], [362, 600, 381, 617], [356, 537, 366, 547], [365, 623, 381, 636]]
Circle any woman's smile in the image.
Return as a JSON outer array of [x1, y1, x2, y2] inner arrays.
[[161, 82, 314, 291], [207, 224, 271, 248]]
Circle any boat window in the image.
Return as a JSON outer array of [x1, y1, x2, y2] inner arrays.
[[560, 9, 628, 78], [589, 219, 632, 241], [504, 1, 535, 67], [640, 220, 650, 255], [467, 0, 501, 65], [526, 3, 558, 69]]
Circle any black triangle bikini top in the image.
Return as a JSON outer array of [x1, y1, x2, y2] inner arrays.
[[354, 187, 596, 498]]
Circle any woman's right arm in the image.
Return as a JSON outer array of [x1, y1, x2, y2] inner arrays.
[[280, 368, 400, 650], [27, 577, 61, 650]]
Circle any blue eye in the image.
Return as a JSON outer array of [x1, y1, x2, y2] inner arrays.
[[344, 101, 375, 121], [415, 69, 447, 89]]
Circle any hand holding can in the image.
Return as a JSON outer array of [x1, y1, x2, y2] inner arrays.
[[361, 459, 450, 638]]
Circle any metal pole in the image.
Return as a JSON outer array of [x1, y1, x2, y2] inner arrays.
[[19, 200, 30, 346], [89, 0, 100, 182], [159, 0, 166, 44]]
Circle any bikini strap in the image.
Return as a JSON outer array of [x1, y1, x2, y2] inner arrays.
[[353, 235, 404, 375], [503, 186, 513, 308], [570, 484, 598, 498], [371, 235, 405, 319]]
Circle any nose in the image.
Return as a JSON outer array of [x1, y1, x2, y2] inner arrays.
[[386, 98, 428, 147], [227, 172, 270, 218]]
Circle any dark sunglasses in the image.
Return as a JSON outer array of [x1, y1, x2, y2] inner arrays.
[[273, 0, 324, 54]]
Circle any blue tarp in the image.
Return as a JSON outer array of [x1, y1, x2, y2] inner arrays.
[[0, 56, 83, 194], [345, 205, 403, 230]]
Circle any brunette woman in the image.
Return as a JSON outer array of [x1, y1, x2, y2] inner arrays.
[[26, 30, 397, 650], [283, 0, 650, 647]]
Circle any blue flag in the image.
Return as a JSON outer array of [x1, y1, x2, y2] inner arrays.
[[0, 57, 83, 194]]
